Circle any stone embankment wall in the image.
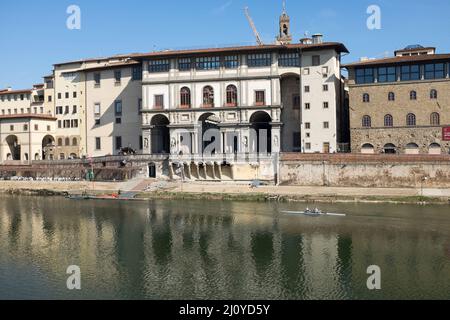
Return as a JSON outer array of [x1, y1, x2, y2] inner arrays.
[[280, 153, 450, 188], [0, 155, 168, 181]]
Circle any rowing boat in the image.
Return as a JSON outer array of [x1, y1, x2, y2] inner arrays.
[[282, 211, 346, 217]]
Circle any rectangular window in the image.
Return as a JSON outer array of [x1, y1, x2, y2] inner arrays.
[[116, 118, 122, 124], [312, 55, 321, 66], [114, 100, 122, 116], [425, 63, 445, 80], [34, 124, 39, 131], [95, 137, 101, 150], [279, 52, 300, 67], [58, 120, 62, 128], [64, 106, 69, 114], [72, 119, 79, 128], [20, 94, 24, 100], [24, 124, 28, 131], [293, 95, 301, 110], [255, 91, 266, 106], [114, 70, 122, 83], [94, 103, 101, 117], [323, 85, 329, 91], [139, 136, 143, 150], [95, 119, 101, 126], [10, 125, 14, 131], [323, 102, 329, 109], [64, 120, 70, 128], [304, 86, 310, 93], [72, 105, 77, 114], [73, 91, 77, 98], [356, 68, 375, 84], [115, 136, 122, 150], [154, 95, 164, 109], [224, 55, 239, 69], [65, 92, 69, 99], [323, 122, 329, 129], [303, 68, 310, 75], [305, 103, 310, 110], [48, 95, 52, 102], [94, 73, 101, 86], [247, 53, 272, 67], [178, 58, 192, 71], [58, 93, 62, 99], [132, 65, 142, 80], [47, 125, 51, 131], [400, 65, 420, 81], [305, 123, 311, 129], [148, 59, 170, 73], [305, 143, 311, 150], [196, 56, 220, 70], [378, 66, 396, 83], [40, 107, 43, 114]]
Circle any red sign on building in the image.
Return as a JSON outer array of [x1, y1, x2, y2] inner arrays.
[[443, 127, 450, 141]]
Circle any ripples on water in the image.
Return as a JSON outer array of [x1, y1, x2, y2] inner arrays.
[[0, 196, 449, 300]]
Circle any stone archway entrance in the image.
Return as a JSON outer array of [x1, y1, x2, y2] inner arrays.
[[250, 111, 272, 154], [151, 115, 170, 154], [42, 135, 55, 160], [199, 113, 220, 154], [6, 135, 21, 160]]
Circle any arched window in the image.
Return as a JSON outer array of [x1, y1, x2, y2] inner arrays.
[[430, 89, 438, 99], [388, 92, 395, 101], [72, 138, 78, 146], [363, 93, 370, 103], [65, 138, 70, 146], [362, 115, 371, 128], [226, 85, 238, 106], [180, 87, 191, 108], [361, 143, 375, 154], [202, 86, 214, 107], [406, 113, 416, 126], [57, 138, 63, 146], [384, 114, 393, 127], [430, 112, 440, 125], [410, 90, 417, 100]]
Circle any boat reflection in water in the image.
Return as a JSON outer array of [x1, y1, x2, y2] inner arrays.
[[0, 196, 449, 299]]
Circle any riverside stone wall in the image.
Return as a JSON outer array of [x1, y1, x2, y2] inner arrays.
[[280, 153, 450, 188], [0, 155, 169, 181]]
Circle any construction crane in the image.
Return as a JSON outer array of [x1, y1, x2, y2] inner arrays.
[[244, 7, 264, 46]]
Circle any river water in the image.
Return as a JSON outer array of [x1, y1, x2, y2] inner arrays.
[[0, 195, 449, 300]]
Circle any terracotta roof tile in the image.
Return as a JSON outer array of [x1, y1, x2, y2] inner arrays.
[[343, 53, 450, 68]]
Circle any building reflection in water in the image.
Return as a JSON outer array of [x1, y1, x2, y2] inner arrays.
[[0, 196, 450, 299]]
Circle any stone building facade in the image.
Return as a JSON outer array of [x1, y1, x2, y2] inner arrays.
[[345, 45, 450, 154]]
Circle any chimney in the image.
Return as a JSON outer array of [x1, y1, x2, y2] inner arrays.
[[300, 37, 312, 45], [7, 86, 12, 91], [312, 33, 323, 44]]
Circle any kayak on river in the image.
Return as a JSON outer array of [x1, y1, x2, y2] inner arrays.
[[282, 208, 346, 217]]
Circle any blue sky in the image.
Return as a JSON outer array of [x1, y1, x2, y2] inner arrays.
[[1, 0, 449, 88]]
